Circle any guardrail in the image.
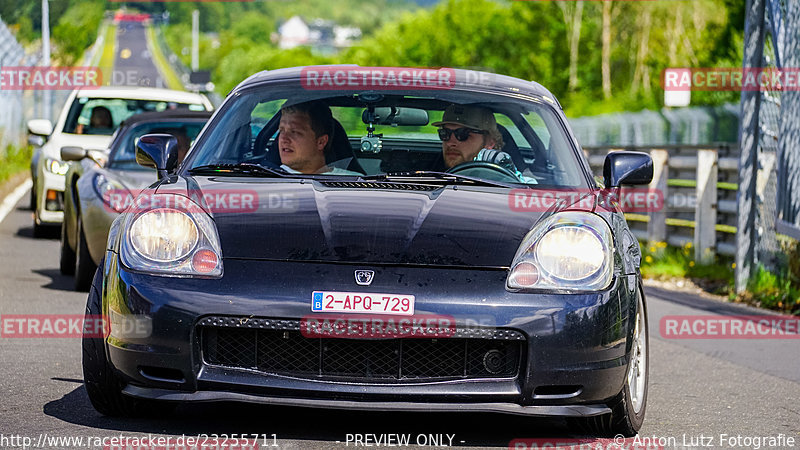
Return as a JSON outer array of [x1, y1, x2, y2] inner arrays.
[[583, 144, 740, 262]]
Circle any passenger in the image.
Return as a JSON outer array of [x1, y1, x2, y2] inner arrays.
[[278, 101, 359, 175], [433, 104, 524, 179]]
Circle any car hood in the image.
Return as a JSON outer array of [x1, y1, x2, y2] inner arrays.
[[42, 133, 112, 159], [157, 176, 571, 268]]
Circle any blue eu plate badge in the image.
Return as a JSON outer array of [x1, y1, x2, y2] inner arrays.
[[312, 292, 323, 311]]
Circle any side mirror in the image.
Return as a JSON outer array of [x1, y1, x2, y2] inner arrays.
[[136, 133, 179, 179], [61, 146, 87, 161], [28, 119, 53, 136], [603, 151, 653, 188]]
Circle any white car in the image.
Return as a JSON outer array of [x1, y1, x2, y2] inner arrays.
[[27, 86, 213, 237]]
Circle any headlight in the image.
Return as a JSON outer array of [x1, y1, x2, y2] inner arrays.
[[507, 211, 614, 291], [45, 158, 69, 175], [93, 174, 130, 213], [130, 209, 199, 262], [120, 193, 223, 277]]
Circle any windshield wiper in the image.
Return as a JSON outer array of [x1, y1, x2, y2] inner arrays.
[[189, 163, 289, 177], [360, 171, 519, 189]]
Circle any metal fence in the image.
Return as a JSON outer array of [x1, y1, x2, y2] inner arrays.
[[569, 104, 740, 147], [736, 0, 800, 292], [0, 18, 30, 152]]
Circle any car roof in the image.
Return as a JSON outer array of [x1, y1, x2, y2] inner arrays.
[[118, 110, 213, 129], [232, 65, 560, 107], [72, 86, 209, 104]]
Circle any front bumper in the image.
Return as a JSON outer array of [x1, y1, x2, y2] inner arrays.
[[102, 255, 639, 416]]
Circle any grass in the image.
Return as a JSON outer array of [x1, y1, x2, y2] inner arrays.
[[96, 23, 116, 86], [145, 25, 184, 90], [0, 145, 33, 185], [640, 240, 800, 315]]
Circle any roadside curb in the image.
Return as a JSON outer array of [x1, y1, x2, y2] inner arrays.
[[0, 172, 32, 225], [643, 283, 792, 317]]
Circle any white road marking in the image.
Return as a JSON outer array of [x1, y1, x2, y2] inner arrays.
[[0, 179, 32, 225]]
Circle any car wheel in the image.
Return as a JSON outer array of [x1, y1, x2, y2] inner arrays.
[[570, 284, 648, 437], [82, 261, 174, 417], [74, 217, 97, 292], [59, 223, 76, 275], [29, 185, 36, 211]]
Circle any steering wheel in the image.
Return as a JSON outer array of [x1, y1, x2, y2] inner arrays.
[[445, 161, 520, 182]]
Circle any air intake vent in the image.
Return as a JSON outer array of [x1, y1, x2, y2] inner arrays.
[[320, 181, 439, 191], [198, 317, 524, 382]]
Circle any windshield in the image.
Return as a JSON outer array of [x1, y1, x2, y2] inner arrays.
[[62, 97, 207, 135], [107, 119, 209, 170], [187, 89, 586, 187]]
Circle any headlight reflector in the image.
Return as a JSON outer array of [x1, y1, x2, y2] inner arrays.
[[129, 209, 198, 262], [536, 225, 605, 280]]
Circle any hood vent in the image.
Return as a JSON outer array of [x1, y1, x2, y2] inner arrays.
[[319, 181, 439, 191]]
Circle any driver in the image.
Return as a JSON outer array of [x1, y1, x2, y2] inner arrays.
[[77, 106, 113, 134], [278, 101, 360, 175], [433, 104, 524, 180]]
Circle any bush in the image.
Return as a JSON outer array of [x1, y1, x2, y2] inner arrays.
[[0, 145, 33, 185]]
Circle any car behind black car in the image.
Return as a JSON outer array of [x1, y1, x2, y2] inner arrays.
[[61, 110, 212, 291], [83, 66, 652, 436]]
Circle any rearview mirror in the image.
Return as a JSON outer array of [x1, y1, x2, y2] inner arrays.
[[603, 151, 653, 188], [363, 107, 429, 126], [136, 134, 179, 179], [61, 146, 87, 161]]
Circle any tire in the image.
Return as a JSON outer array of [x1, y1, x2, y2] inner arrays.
[[29, 184, 36, 211], [32, 221, 46, 238], [74, 217, 97, 292], [59, 222, 76, 275], [569, 284, 649, 437], [82, 260, 173, 417]]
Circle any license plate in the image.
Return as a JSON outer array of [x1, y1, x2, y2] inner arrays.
[[311, 291, 415, 316]]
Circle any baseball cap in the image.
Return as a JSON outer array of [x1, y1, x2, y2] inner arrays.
[[432, 104, 497, 132]]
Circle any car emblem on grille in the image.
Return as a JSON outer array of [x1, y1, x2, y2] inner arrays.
[[354, 270, 375, 286]]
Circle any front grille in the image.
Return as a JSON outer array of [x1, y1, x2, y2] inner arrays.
[[199, 317, 523, 381]]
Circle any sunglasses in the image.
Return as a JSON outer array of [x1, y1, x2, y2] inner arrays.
[[437, 127, 485, 142]]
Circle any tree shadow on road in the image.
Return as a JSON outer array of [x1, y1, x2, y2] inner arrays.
[[44, 385, 582, 447]]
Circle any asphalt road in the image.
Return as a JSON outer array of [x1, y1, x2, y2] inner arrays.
[[0, 188, 799, 450], [111, 21, 165, 88]]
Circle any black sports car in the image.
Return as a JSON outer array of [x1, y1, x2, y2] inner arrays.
[[83, 66, 652, 436]]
